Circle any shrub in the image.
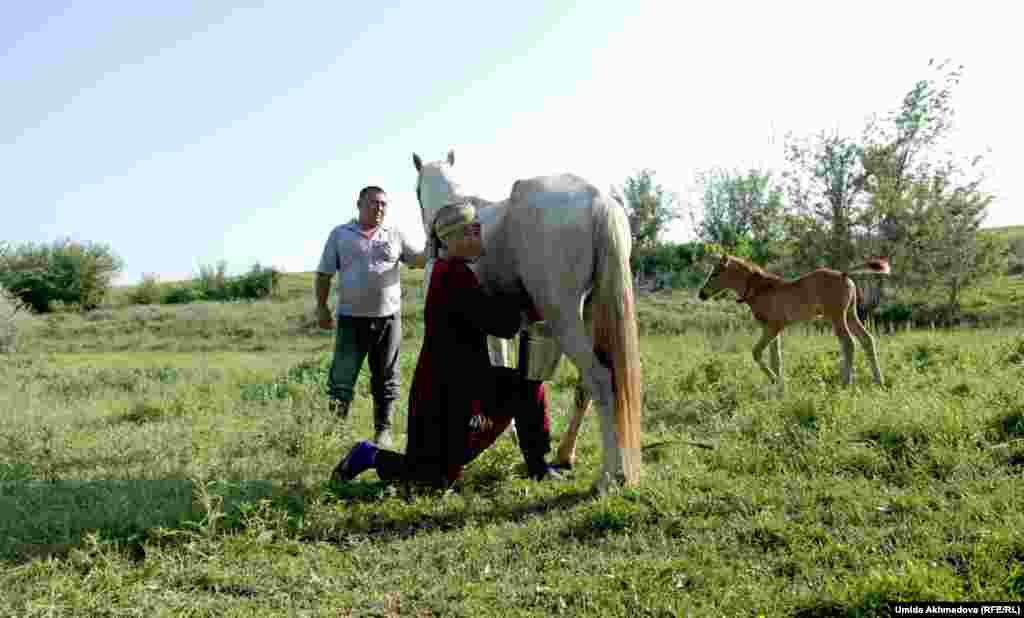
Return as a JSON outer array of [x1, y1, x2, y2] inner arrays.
[[195, 260, 230, 301], [0, 284, 25, 353], [1008, 253, 1024, 277], [1007, 237, 1024, 275], [231, 264, 280, 300], [0, 239, 123, 312], [193, 262, 280, 302], [632, 242, 707, 290], [129, 273, 162, 305], [162, 285, 201, 305], [875, 301, 914, 327]]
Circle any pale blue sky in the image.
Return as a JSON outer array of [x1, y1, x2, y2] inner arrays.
[[3, 2, 1019, 284]]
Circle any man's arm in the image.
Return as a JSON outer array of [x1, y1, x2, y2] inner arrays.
[[315, 272, 334, 329], [314, 227, 340, 329], [398, 229, 427, 269]]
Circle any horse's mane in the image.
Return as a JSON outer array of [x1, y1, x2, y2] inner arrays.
[[729, 256, 783, 283]]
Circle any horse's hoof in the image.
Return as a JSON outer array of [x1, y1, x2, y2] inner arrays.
[[590, 470, 630, 495]]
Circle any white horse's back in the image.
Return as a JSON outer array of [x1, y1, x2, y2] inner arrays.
[[479, 174, 606, 304]]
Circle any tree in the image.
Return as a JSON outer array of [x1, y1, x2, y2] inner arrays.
[[1, 242, 28, 352], [900, 156, 1004, 315], [860, 59, 1001, 317], [781, 130, 869, 272], [613, 169, 681, 254], [861, 59, 964, 271], [692, 167, 785, 265], [0, 238, 123, 312]]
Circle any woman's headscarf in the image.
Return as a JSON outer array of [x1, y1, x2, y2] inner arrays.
[[432, 203, 476, 244]]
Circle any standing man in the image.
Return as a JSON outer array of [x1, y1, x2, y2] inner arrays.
[[316, 185, 426, 447]]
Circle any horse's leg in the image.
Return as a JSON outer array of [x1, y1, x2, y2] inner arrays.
[[555, 294, 594, 468], [551, 314, 620, 491], [555, 381, 590, 468], [832, 315, 856, 386], [769, 329, 784, 392], [848, 305, 883, 385], [752, 323, 782, 384]]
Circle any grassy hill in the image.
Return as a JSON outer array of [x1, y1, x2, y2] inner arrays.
[[2, 264, 1023, 614]]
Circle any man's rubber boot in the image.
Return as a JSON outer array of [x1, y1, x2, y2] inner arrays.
[[373, 401, 394, 448]]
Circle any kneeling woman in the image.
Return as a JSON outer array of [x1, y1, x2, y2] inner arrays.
[[332, 204, 563, 488]]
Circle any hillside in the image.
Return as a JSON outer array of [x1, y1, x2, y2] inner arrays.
[[4, 263, 1024, 613]]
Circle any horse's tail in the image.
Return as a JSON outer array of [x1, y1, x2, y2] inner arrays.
[[845, 257, 892, 276], [592, 194, 642, 485]]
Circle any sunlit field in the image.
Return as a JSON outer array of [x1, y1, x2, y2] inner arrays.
[[2, 270, 1023, 616]]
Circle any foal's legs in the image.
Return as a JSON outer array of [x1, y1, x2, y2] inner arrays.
[[848, 305, 884, 385], [752, 322, 783, 384], [769, 330, 784, 391], [832, 314, 856, 386]]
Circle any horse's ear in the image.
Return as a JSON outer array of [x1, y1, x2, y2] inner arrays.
[[446, 149, 455, 166], [413, 153, 423, 172]]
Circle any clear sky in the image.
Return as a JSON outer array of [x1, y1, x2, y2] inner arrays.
[[3, 2, 1019, 284]]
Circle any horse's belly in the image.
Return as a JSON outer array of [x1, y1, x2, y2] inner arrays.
[[788, 304, 822, 322]]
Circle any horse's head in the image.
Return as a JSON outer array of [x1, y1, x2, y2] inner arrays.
[[698, 254, 742, 301], [412, 150, 462, 242]]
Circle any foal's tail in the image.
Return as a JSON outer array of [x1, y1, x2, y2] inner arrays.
[[845, 257, 892, 276], [592, 194, 642, 485]]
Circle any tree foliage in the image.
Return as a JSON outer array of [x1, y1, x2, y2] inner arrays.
[[777, 59, 998, 319], [693, 167, 785, 265], [781, 130, 869, 271], [894, 157, 1004, 313], [859, 59, 1001, 314], [0, 238, 123, 312], [613, 169, 680, 254], [0, 243, 26, 353]]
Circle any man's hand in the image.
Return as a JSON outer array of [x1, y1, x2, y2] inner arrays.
[[316, 305, 334, 330], [411, 252, 427, 269]]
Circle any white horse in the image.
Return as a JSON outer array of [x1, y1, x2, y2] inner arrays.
[[413, 150, 642, 490]]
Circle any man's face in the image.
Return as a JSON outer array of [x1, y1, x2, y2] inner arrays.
[[358, 191, 387, 227]]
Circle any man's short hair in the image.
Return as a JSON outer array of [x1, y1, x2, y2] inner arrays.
[[358, 186, 385, 201]]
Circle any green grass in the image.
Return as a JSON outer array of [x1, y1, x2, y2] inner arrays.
[[2, 269, 1023, 616]]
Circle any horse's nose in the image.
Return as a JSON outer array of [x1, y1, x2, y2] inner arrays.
[[698, 289, 707, 300]]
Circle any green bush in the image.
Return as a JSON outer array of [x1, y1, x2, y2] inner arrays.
[[230, 264, 280, 300], [193, 262, 280, 302], [159, 263, 280, 306], [162, 285, 201, 305], [1008, 253, 1024, 277], [195, 261, 230, 301], [876, 301, 914, 327], [0, 284, 24, 353], [632, 242, 708, 290], [129, 273, 162, 305], [0, 239, 123, 312]]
